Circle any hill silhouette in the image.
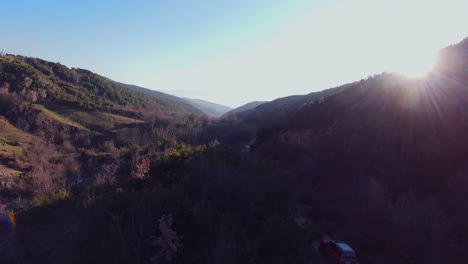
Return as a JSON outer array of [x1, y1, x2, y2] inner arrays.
[[245, 38, 468, 262]]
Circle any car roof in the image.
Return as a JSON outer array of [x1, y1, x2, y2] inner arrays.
[[334, 242, 355, 252], [320, 239, 356, 252]]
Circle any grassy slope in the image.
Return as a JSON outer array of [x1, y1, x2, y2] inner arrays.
[[2, 101, 145, 160], [64, 111, 145, 131], [0, 116, 34, 157], [32, 104, 90, 131], [37, 103, 146, 132]]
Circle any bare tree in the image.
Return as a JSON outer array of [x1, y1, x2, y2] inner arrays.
[[150, 214, 182, 263]]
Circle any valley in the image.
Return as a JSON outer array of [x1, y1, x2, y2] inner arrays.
[[1, 32, 468, 264]]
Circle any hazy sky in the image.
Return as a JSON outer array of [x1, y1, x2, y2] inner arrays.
[[2, 0, 467, 107]]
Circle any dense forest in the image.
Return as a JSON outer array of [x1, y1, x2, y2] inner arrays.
[[0, 37, 467, 264]]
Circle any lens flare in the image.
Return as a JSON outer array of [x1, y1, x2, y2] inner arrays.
[[2, 211, 16, 232]]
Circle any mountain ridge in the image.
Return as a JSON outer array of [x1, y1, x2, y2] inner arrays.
[[221, 101, 267, 118], [0, 54, 201, 115], [182, 97, 232, 117], [115, 81, 232, 117]]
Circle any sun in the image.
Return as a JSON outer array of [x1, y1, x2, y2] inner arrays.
[[397, 52, 437, 78]]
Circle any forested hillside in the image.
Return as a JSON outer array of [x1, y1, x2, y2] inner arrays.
[[248, 38, 468, 263], [0, 55, 201, 115], [0, 54, 209, 218]]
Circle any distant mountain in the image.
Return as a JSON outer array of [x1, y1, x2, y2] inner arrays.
[[225, 85, 347, 127], [115, 81, 231, 117], [221, 101, 267, 118], [182, 98, 231, 117], [211, 88, 346, 148]]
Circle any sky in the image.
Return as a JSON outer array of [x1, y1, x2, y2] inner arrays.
[[2, 0, 468, 107]]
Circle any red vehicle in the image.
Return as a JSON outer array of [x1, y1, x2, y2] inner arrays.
[[319, 240, 359, 264]]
